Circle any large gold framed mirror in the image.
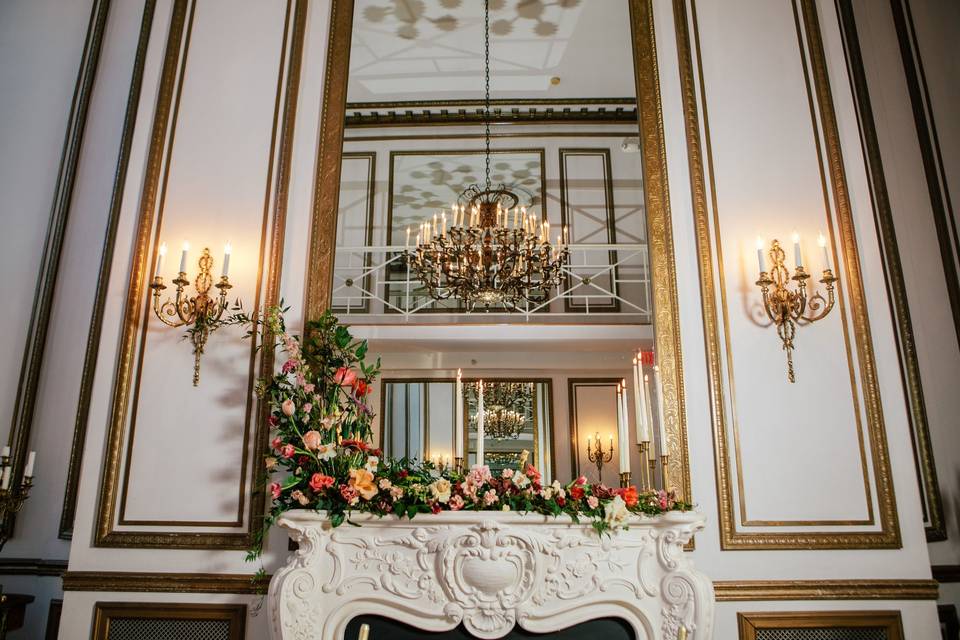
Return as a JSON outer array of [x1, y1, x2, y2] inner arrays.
[[306, 0, 689, 502]]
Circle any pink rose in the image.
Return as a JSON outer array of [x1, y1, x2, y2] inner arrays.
[[302, 402, 312, 414], [587, 496, 599, 509], [448, 494, 465, 511], [333, 367, 357, 387], [482, 488, 499, 506], [269, 482, 281, 500], [303, 383, 315, 394], [302, 430, 322, 451], [282, 359, 297, 374], [575, 475, 587, 486], [271, 436, 282, 450], [280, 444, 296, 459], [282, 399, 296, 416], [501, 468, 514, 479]]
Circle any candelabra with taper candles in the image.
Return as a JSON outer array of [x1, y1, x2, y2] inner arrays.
[[0, 448, 36, 551], [755, 234, 837, 383], [149, 242, 234, 386], [586, 432, 614, 478]]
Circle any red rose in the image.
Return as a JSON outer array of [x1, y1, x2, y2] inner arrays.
[[556, 496, 566, 507], [430, 502, 442, 514], [340, 439, 368, 452], [352, 379, 372, 397], [617, 486, 639, 507], [340, 484, 359, 502], [398, 470, 409, 479], [280, 444, 296, 459], [297, 455, 311, 466], [570, 486, 585, 501], [309, 473, 335, 492], [271, 436, 282, 450], [268, 415, 279, 428], [525, 464, 541, 483], [269, 482, 281, 500]]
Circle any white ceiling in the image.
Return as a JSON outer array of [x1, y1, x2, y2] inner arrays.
[[347, 0, 637, 103]]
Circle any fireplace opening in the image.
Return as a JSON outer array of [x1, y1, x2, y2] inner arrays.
[[344, 616, 636, 639]]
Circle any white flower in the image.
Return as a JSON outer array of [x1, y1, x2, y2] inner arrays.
[[512, 473, 530, 489], [604, 495, 629, 529], [429, 478, 452, 503], [541, 487, 554, 500], [316, 443, 336, 460], [502, 504, 510, 511], [365, 455, 379, 472]]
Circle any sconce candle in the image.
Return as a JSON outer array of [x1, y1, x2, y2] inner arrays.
[[756, 237, 766, 273], [755, 237, 838, 382], [0, 449, 35, 550], [156, 242, 167, 278], [221, 242, 231, 278], [791, 232, 802, 269], [178, 241, 189, 273], [818, 232, 830, 270]]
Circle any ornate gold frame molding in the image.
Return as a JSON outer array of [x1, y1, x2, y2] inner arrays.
[[674, 0, 899, 548], [304, 0, 691, 504], [93, 0, 307, 549], [92, 603, 246, 640]]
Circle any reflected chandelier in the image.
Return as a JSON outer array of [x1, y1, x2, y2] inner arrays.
[[405, 0, 569, 309], [469, 382, 534, 440]]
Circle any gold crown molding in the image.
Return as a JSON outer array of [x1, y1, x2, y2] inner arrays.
[[61, 571, 937, 601], [63, 571, 268, 594], [94, 0, 307, 548], [345, 131, 642, 143], [3, 0, 111, 543], [834, 0, 945, 541], [675, 0, 899, 549], [715, 579, 937, 601], [60, 0, 158, 542]]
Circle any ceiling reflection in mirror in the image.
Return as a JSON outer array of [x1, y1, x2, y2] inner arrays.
[[335, 0, 667, 487]]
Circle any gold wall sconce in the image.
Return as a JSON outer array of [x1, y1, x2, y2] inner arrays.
[[0, 447, 35, 551], [755, 234, 837, 382], [149, 241, 234, 386], [586, 432, 614, 477]]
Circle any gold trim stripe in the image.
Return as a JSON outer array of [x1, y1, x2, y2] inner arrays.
[[61, 572, 938, 601]]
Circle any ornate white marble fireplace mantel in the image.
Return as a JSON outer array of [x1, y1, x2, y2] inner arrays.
[[268, 510, 713, 640]]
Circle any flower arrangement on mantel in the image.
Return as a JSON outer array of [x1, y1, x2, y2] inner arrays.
[[247, 307, 691, 562]]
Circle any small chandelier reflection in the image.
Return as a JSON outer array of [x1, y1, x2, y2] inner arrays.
[[469, 381, 533, 440], [404, 0, 569, 310]]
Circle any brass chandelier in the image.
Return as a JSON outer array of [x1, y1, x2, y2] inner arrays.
[[468, 381, 534, 440], [405, 0, 569, 310]]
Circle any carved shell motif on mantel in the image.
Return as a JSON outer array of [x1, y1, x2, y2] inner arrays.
[[268, 510, 713, 640]]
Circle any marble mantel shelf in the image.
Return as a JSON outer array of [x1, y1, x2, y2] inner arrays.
[[268, 510, 714, 640]]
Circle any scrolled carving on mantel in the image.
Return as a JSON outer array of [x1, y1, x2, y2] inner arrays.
[[268, 511, 713, 639]]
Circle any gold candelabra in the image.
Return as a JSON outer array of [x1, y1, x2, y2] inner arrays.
[[586, 432, 613, 478], [755, 237, 837, 382], [636, 441, 652, 490], [149, 245, 233, 385], [0, 450, 35, 551]]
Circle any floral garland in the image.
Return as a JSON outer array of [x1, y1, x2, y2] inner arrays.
[[246, 307, 690, 562]]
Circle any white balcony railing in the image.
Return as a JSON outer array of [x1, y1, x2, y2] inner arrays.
[[331, 244, 651, 324]]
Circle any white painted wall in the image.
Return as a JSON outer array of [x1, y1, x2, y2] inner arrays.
[[0, 0, 949, 637]]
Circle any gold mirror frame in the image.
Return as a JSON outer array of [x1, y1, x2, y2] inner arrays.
[[304, 0, 690, 503]]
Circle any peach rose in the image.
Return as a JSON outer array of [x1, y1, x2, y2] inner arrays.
[[281, 398, 296, 416], [302, 430, 322, 451], [348, 468, 377, 500], [333, 367, 357, 387]]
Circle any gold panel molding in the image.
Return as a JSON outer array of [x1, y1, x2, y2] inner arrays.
[[94, 0, 307, 548], [738, 611, 903, 640], [715, 579, 937, 601], [304, 0, 692, 504], [674, 0, 899, 548], [834, 0, 945, 541], [92, 603, 246, 640], [64, 571, 267, 594]]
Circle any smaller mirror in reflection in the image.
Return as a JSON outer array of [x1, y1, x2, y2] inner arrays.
[[465, 380, 552, 479], [379, 378, 553, 481]]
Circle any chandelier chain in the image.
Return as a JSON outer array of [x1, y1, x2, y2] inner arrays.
[[484, 0, 491, 191]]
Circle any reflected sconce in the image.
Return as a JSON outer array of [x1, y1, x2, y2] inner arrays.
[[149, 241, 235, 386], [0, 447, 36, 551], [586, 432, 613, 477], [755, 233, 837, 382]]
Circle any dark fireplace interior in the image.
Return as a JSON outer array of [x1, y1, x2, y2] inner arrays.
[[344, 616, 635, 639]]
